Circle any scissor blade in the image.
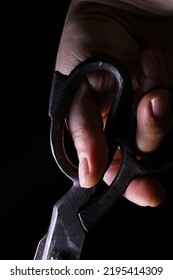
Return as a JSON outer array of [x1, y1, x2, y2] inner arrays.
[[34, 235, 47, 260], [34, 184, 96, 260]]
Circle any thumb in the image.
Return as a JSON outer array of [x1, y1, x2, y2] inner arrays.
[[66, 79, 108, 187]]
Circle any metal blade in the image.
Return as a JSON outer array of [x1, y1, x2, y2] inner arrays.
[[34, 184, 96, 260]]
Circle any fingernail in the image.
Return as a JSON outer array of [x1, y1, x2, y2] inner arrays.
[[151, 90, 171, 119], [79, 157, 90, 188], [140, 52, 159, 79]]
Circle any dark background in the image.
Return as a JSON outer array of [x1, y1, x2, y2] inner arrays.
[[1, 0, 173, 260]]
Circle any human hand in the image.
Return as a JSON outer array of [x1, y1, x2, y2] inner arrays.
[[55, 0, 173, 206]]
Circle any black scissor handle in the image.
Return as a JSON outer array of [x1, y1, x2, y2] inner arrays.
[[49, 57, 134, 183]]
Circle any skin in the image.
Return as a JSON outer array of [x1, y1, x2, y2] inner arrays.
[[55, 0, 173, 206]]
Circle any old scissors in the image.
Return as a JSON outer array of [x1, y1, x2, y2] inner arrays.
[[34, 57, 173, 260]]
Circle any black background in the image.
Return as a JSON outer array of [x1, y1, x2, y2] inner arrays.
[[1, 0, 173, 260]]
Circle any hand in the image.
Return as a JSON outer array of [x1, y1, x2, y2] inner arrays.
[[55, 0, 173, 206]]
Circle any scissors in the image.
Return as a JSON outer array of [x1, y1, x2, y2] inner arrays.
[[34, 56, 173, 260]]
